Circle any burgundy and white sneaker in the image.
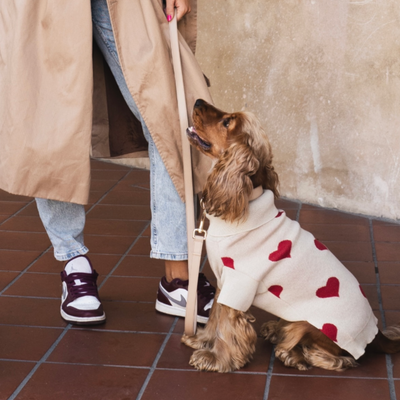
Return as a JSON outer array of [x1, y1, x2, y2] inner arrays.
[[60, 255, 106, 325], [155, 273, 215, 324]]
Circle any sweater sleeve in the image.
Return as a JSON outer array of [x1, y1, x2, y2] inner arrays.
[[217, 267, 259, 312]]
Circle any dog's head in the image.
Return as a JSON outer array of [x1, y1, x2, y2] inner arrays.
[[187, 99, 279, 222]]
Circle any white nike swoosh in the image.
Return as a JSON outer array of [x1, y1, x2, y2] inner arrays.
[[160, 284, 187, 307]]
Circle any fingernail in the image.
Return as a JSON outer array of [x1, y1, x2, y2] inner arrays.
[[167, 14, 172, 22]]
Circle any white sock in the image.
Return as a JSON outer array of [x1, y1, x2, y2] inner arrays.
[[65, 256, 92, 275]]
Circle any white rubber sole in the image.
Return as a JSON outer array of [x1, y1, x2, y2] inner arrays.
[[60, 307, 106, 325], [155, 300, 208, 324]]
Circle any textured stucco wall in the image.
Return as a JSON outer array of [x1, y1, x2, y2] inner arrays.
[[196, 0, 400, 220]]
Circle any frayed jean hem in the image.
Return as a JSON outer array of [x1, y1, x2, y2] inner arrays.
[[54, 246, 89, 262], [150, 251, 188, 261]]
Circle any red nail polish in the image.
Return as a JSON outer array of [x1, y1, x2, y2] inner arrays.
[[167, 14, 172, 22]]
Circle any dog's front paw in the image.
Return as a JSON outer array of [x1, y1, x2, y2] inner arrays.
[[189, 349, 233, 373], [260, 320, 279, 343], [181, 334, 206, 350]]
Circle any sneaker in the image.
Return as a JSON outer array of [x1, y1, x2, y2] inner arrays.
[[60, 255, 106, 325], [155, 273, 215, 324]]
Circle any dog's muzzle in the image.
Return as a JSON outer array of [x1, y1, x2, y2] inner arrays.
[[186, 126, 211, 151]]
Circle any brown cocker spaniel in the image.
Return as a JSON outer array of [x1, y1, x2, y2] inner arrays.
[[182, 99, 400, 373]]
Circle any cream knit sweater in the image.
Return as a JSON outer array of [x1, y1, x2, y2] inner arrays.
[[206, 190, 378, 359]]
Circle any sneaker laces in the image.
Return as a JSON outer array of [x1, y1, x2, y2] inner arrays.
[[62, 271, 100, 300], [197, 273, 215, 301]]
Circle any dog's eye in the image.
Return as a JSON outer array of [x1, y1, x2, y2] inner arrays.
[[222, 118, 230, 128]]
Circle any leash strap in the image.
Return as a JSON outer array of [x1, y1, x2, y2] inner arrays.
[[169, 10, 202, 336]]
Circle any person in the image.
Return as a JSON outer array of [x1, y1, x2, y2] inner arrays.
[[0, 0, 215, 325]]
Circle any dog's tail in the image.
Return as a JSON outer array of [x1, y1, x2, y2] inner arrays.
[[370, 325, 400, 354]]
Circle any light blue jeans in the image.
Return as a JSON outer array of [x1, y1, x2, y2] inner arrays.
[[36, 0, 188, 262]]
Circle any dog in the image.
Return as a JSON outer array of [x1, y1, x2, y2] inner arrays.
[[182, 98, 400, 373]]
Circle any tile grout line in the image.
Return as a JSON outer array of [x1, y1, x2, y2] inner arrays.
[[7, 325, 72, 400], [85, 168, 136, 215], [0, 294, 155, 303], [0, 359, 35, 364], [135, 318, 179, 400], [369, 219, 397, 400], [43, 360, 150, 370], [2, 356, 394, 380], [267, 372, 393, 380], [0, 324, 166, 334], [97, 221, 151, 291], [0, 198, 54, 294], [0, 324, 64, 330], [263, 351, 276, 400], [0, 199, 36, 228], [0, 246, 53, 296]]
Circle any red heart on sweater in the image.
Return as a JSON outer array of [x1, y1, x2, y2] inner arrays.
[[269, 240, 292, 262], [221, 257, 235, 269], [268, 285, 283, 298], [275, 211, 284, 218], [321, 323, 338, 342], [316, 277, 340, 298], [314, 239, 328, 251]]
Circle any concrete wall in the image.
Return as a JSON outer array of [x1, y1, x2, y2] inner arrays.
[[196, 0, 400, 220]]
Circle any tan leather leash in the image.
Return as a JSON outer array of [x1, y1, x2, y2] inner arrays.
[[169, 10, 205, 336]]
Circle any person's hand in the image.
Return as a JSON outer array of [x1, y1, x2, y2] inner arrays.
[[165, 0, 191, 22]]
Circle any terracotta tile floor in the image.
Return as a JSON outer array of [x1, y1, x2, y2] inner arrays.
[[1, 159, 400, 400]]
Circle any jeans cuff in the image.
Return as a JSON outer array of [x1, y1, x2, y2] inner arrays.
[[150, 251, 188, 261], [54, 246, 89, 262]]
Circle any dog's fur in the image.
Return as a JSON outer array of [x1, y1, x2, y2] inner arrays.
[[182, 99, 400, 372]]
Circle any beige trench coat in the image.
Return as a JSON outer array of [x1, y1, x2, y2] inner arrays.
[[0, 0, 212, 204]]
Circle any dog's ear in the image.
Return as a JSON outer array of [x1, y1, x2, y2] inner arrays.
[[239, 112, 279, 198], [255, 143, 279, 198], [203, 143, 259, 222]]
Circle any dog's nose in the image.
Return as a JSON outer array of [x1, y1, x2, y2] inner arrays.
[[194, 99, 205, 109]]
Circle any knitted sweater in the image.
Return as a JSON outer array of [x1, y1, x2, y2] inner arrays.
[[206, 190, 378, 359]]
